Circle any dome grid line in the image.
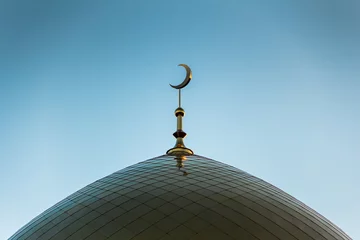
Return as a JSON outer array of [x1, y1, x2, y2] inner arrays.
[[245, 186, 345, 240]]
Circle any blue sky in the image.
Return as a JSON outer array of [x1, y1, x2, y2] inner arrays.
[[1, 0, 359, 239]]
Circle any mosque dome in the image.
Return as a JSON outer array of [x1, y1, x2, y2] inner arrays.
[[9, 154, 351, 240], [10, 65, 351, 240]]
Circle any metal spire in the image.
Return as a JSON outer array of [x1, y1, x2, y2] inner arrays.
[[166, 64, 194, 169]]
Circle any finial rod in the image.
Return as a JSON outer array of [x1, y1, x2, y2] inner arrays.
[[178, 89, 181, 108]]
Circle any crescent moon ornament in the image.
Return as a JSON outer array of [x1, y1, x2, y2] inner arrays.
[[170, 64, 192, 89]]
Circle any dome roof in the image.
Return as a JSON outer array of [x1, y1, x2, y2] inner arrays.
[[10, 155, 350, 240]]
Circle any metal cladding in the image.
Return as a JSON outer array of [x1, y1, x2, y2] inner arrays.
[[10, 155, 350, 240]]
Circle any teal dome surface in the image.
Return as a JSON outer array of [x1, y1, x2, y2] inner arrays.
[[10, 155, 351, 240]]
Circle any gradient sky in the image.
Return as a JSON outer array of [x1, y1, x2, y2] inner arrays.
[[1, 0, 359, 239]]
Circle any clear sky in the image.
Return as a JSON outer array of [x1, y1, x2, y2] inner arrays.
[[1, 0, 359, 239]]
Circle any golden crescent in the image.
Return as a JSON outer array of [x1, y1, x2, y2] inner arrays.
[[170, 64, 192, 89]]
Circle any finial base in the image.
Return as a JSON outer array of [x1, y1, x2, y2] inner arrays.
[[166, 147, 194, 156], [166, 134, 193, 156]]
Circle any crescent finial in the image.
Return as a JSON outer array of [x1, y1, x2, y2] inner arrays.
[[170, 64, 192, 89], [166, 63, 194, 168]]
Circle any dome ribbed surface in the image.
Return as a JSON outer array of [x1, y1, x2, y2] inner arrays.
[[10, 155, 350, 240]]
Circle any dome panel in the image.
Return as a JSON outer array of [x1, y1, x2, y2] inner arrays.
[[10, 155, 350, 240]]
